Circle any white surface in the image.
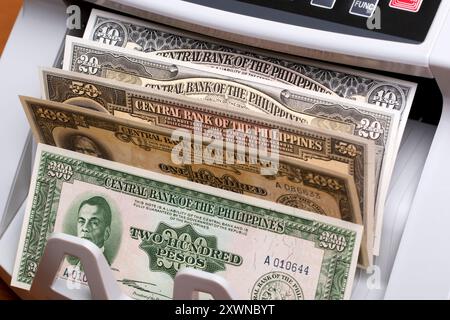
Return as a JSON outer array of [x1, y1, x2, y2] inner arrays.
[[0, 0, 67, 236], [385, 3, 450, 299], [173, 268, 239, 300], [0, 133, 32, 238], [30, 234, 235, 300], [0, 200, 25, 281], [30, 233, 131, 300], [86, 0, 450, 77], [352, 120, 436, 299]]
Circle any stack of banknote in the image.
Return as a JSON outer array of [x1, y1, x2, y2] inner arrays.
[[11, 8, 418, 300]]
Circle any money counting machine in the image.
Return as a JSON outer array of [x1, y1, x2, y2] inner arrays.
[[0, 0, 449, 299]]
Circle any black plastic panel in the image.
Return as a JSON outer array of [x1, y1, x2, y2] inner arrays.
[[183, 0, 441, 44]]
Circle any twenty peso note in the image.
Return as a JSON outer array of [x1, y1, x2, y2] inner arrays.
[[12, 144, 362, 299], [41, 67, 376, 263]]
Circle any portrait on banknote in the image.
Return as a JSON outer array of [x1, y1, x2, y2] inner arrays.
[[62, 193, 122, 268], [56, 130, 112, 160]]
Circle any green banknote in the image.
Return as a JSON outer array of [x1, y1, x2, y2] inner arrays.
[[41, 67, 376, 262], [12, 143, 362, 299]]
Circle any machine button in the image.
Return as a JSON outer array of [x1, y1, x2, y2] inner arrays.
[[310, 0, 336, 9], [389, 0, 423, 13], [349, 0, 380, 18]]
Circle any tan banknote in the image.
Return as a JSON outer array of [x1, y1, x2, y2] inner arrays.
[[41, 67, 376, 262], [62, 36, 399, 252], [12, 144, 362, 299], [20, 96, 366, 252]]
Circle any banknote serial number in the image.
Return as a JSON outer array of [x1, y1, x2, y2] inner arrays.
[[264, 256, 309, 275]]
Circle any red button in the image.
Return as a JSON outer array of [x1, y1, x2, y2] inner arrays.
[[389, 0, 423, 12]]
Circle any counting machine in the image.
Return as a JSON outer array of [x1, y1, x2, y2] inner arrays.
[[0, 0, 449, 299]]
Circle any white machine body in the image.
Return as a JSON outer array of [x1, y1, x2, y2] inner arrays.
[[1, 0, 450, 299]]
